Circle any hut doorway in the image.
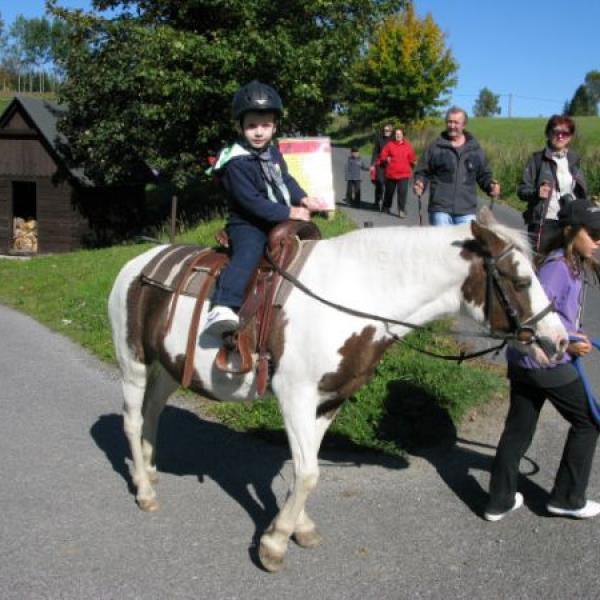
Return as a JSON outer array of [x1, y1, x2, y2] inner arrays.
[[11, 181, 38, 254]]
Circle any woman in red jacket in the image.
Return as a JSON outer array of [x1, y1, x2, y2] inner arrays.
[[377, 127, 417, 218]]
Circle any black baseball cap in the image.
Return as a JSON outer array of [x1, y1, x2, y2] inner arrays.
[[558, 197, 600, 233]]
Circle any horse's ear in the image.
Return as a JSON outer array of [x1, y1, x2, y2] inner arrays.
[[477, 206, 496, 227], [471, 217, 505, 255]]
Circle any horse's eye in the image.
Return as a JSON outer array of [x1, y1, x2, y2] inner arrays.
[[513, 277, 531, 291]]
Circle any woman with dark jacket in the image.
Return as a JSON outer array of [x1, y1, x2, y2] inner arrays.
[[376, 127, 417, 218], [519, 115, 587, 252], [370, 123, 393, 210]]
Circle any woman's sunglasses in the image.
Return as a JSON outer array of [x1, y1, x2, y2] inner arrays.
[[551, 129, 572, 138]]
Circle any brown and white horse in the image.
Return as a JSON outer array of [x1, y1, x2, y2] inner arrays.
[[108, 208, 567, 572]]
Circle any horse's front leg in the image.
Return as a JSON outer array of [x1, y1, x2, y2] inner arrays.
[[292, 407, 339, 548], [259, 385, 322, 572]]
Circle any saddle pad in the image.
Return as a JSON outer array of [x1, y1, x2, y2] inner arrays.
[[140, 244, 226, 298]]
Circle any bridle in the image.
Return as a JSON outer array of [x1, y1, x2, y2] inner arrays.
[[483, 243, 554, 345]]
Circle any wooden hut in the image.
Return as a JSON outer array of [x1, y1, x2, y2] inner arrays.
[[0, 95, 146, 254]]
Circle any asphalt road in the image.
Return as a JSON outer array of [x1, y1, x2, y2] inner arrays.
[[1, 148, 600, 599]]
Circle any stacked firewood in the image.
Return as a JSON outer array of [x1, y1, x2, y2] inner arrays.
[[12, 217, 38, 252]]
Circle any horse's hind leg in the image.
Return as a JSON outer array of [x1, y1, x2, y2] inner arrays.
[[141, 364, 178, 483], [121, 360, 160, 512], [259, 385, 322, 572]]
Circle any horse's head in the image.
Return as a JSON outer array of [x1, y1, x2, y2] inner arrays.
[[462, 208, 568, 365]]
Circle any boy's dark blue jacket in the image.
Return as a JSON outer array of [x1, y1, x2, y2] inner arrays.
[[214, 142, 306, 231]]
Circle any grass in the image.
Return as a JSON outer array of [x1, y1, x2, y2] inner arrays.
[[0, 208, 506, 455]]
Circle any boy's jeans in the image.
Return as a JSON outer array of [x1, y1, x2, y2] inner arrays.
[[212, 222, 267, 309]]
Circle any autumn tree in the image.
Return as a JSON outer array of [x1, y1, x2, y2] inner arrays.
[[348, 4, 458, 126], [52, 0, 404, 187], [473, 87, 501, 117]]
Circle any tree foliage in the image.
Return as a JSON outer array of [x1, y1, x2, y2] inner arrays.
[[51, 0, 404, 187], [584, 70, 600, 105], [473, 86, 501, 117], [347, 4, 458, 127], [566, 84, 598, 117], [0, 13, 72, 89]]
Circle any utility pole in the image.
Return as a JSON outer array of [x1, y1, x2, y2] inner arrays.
[[508, 93, 513, 118]]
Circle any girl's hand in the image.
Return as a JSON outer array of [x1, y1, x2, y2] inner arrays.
[[568, 333, 592, 357]]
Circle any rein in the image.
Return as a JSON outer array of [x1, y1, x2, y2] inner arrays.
[[265, 242, 544, 363]]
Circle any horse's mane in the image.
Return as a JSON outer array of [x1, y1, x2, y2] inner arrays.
[[482, 216, 533, 261]]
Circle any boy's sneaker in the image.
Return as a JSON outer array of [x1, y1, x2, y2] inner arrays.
[[547, 500, 600, 519], [484, 492, 524, 522], [202, 306, 239, 336]]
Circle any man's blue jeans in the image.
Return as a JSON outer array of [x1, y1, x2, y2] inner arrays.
[[212, 223, 267, 309], [429, 212, 476, 226]]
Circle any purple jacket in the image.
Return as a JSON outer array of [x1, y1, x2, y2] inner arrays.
[[507, 249, 583, 370]]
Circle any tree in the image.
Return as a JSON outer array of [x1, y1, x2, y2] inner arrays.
[[584, 70, 600, 109], [347, 5, 458, 126], [473, 87, 501, 117], [566, 84, 598, 116], [51, 0, 405, 187]]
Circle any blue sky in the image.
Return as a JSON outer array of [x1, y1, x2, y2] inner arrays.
[[3, 0, 600, 117]]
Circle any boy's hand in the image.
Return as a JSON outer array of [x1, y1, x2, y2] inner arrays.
[[301, 196, 327, 211], [568, 333, 592, 357], [289, 206, 311, 221]]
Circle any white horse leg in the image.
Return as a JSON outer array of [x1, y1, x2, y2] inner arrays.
[[293, 408, 339, 548], [259, 386, 321, 572], [121, 360, 160, 512], [141, 365, 178, 483]]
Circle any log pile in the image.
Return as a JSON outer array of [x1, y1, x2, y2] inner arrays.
[[12, 217, 38, 253]]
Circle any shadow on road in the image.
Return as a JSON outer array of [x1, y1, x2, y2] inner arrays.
[[90, 403, 408, 562]]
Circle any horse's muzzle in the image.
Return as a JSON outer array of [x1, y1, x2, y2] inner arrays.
[[537, 335, 568, 362]]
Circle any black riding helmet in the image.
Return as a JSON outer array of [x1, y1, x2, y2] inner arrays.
[[232, 80, 283, 123]]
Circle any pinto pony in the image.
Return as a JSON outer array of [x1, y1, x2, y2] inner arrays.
[[108, 208, 567, 572]]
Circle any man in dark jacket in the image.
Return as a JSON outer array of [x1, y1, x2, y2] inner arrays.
[[413, 107, 500, 225], [370, 123, 393, 211]]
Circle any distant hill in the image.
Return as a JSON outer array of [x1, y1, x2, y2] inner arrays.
[[468, 116, 600, 146]]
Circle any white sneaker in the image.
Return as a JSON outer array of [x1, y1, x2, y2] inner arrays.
[[484, 492, 524, 522], [202, 305, 239, 335], [547, 500, 600, 519]]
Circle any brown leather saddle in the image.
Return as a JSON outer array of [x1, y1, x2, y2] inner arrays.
[[140, 220, 321, 395]]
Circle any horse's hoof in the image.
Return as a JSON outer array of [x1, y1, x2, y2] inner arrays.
[[258, 542, 286, 573], [294, 529, 322, 548], [137, 497, 160, 512]]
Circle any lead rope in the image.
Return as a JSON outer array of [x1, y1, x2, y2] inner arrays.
[[571, 336, 600, 426]]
